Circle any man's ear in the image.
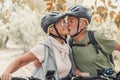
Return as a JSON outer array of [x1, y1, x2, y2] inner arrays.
[[83, 21, 87, 27], [81, 20, 87, 29]]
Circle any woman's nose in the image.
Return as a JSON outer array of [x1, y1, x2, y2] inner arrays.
[[64, 22, 69, 28]]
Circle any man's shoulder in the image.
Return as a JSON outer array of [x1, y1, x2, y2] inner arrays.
[[92, 30, 105, 38], [87, 30, 103, 35]]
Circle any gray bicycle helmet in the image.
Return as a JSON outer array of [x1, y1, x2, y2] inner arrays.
[[41, 12, 65, 33], [66, 5, 92, 24]]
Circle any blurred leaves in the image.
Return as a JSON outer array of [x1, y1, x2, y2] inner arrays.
[[0, 0, 2, 2], [12, 0, 18, 3], [96, 6, 108, 21], [0, 0, 42, 51], [91, 5, 95, 10], [0, 0, 120, 50], [109, 11, 115, 19], [91, 0, 119, 30], [2, 9, 10, 24], [45, 0, 55, 12], [92, 6, 108, 24], [95, 0, 97, 6], [18, 0, 41, 11], [43, 0, 67, 12], [108, 0, 117, 9], [101, 0, 105, 3], [114, 12, 120, 30]]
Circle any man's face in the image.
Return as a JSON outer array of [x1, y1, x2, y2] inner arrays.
[[67, 16, 79, 36]]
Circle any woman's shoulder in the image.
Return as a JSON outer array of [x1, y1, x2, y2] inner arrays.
[[38, 38, 53, 49]]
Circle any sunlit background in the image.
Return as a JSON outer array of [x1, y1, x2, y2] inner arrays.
[[0, 0, 120, 77]]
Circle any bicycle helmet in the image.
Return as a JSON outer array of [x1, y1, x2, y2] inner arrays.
[[41, 12, 65, 33], [66, 5, 92, 24], [41, 12, 67, 43]]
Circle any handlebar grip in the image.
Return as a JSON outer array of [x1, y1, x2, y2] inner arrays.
[[12, 77, 26, 80], [73, 76, 106, 80], [0, 77, 25, 80]]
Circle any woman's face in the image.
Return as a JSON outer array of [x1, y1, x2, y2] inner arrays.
[[55, 18, 69, 37]]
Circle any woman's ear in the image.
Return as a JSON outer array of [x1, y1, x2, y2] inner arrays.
[[49, 27, 55, 34]]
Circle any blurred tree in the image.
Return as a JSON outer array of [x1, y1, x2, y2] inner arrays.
[[0, 0, 2, 2], [109, 11, 115, 19], [96, 6, 108, 22], [101, 0, 105, 3], [12, 0, 18, 3], [0, 0, 119, 51], [0, 0, 42, 51], [91, 0, 119, 26], [114, 11, 120, 30], [2, 9, 10, 24], [43, 0, 66, 12], [55, 0, 66, 12], [108, 0, 117, 9], [45, 0, 55, 12]]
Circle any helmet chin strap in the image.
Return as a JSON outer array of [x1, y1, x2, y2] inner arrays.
[[71, 27, 86, 37], [50, 24, 67, 43], [71, 18, 86, 37]]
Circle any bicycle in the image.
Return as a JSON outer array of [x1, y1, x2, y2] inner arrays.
[[0, 70, 55, 80], [1, 68, 120, 80], [72, 68, 120, 80]]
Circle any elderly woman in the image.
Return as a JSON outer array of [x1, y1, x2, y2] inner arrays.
[[1, 12, 76, 80]]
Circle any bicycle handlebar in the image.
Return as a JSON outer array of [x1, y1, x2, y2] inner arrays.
[[0, 70, 120, 80], [0, 75, 120, 80], [72, 75, 120, 80], [72, 75, 108, 80], [0, 77, 41, 80]]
